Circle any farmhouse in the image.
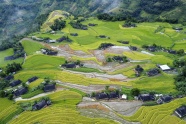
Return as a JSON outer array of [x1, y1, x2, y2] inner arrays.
[[47, 40, 56, 43], [135, 65, 144, 77], [158, 65, 171, 71], [175, 106, 186, 118], [10, 80, 22, 87], [108, 92, 119, 99], [168, 50, 176, 54], [5, 75, 14, 81], [147, 68, 159, 77], [13, 87, 28, 97], [138, 94, 155, 102], [61, 63, 77, 68], [117, 40, 129, 44], [28, 76, 38, 83], [157, 95, 172, 104], [148, 46, 156, 52], [70, 33, 78, 36], [112, 56, 124, 63], [4, 56, 15, 61], [32, 100, 52, 110], [44, 84, 56, 92], [129, 46, 137, 51], [88, 23, 97, 26], [96, 93, 108, 100]]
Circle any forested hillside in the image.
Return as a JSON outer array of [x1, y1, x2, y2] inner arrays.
[[0, 0, 186, 42]]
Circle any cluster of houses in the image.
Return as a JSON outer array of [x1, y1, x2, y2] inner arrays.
[[138, 94, 172, 104], [95, 92, 119, 100], [2, 75, 56, 99], [134, 64, 172, 77]]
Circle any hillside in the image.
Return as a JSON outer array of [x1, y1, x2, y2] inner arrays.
[[1, 0, 186, 42]]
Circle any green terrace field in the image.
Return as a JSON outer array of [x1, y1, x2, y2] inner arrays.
[[9, 91, 117, 124], [0, 98, 22, 124], [121, 97, 186, 124], [0, 48, 24, 67], [22, 40, 44, 55]]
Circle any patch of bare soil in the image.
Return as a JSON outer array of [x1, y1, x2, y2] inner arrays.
[[78, 98, 141, 124], [102, 101, 143, 116]]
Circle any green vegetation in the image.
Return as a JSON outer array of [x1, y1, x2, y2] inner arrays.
[[22, 40, 44, 55], [9, 91, 117, 124], [68, 67, 102, 73], [0, 49, 22, 67]]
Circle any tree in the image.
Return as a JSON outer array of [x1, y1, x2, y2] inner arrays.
[[177, 49, 184, 55], [50, 19, 66, 31], [131, 88, 140, 96], [0, 90, 5, 98], [8, 94, 13, 100]]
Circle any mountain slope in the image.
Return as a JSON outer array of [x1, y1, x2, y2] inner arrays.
[[0, 0, 186, 42]]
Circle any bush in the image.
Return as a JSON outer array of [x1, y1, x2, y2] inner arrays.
[[131, 88, 140, 96]]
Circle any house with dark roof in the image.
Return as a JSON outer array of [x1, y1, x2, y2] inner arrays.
[[157, 95, 172, 104], [148, 46, 156, 52], [5, 75, 14, 81], [32, 100, 52, 110], [46, 51, 58, 55], [129, 46, 137, 51], [138, 94, 155, 102], [44, 84, 56, 92], [168, 50, 176, 54], [147, 68, 160, 77], [112, 56, 124, 63], [28, 76, 38, 83], [13, 87, 28, 97], [175, 106, 186, 118], [96, 93, 108, 100], [70, 33, 78, 36], [88, 23, 97, 26], [108, 92, 119, 99], [135, 65, 144, 77], [4, 56, 15, 61], [61, 63, 76, 68], [10, 80, 22, 87]]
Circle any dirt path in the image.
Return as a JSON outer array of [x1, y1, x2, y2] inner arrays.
[[15, 91, 55, 102], [56, 80, 121, 94], [62, 69, 130, 81]]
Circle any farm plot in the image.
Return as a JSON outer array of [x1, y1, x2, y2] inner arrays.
[[10, 91, 117, 124], [121, 97, 186, 124]]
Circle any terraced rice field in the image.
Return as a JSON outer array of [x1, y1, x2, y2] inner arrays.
[[9, 91, 117, 124], [0, 98, 22, 124], [121, 97, 186, 124], [0, 48, 24, 67]]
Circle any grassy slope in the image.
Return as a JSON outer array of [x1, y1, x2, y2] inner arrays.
[[9, 91, 117, 124], [0, 48, 24, 67], [22, 40, 44, 55]]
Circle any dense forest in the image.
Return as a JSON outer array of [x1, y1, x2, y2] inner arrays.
[[0, 0, 186, 43]]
